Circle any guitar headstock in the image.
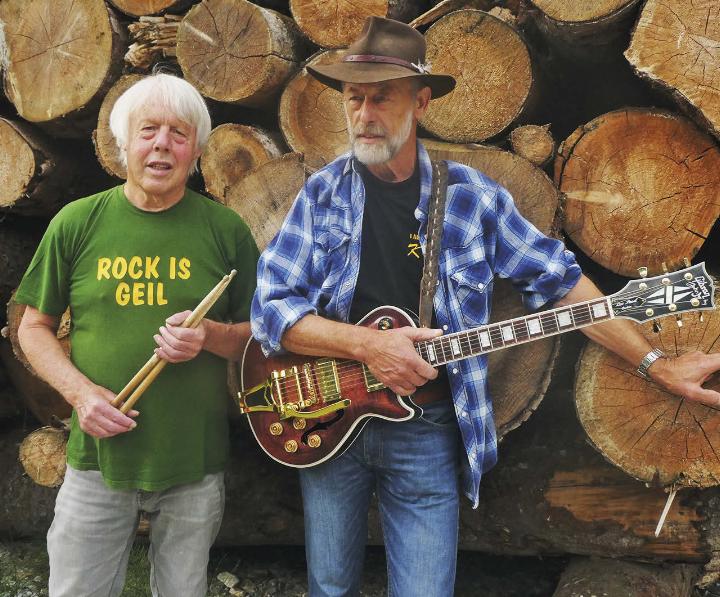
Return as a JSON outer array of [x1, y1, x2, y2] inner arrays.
[[610, 262, 715, 323]]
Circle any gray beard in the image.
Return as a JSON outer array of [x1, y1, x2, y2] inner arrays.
[[347, 110, 415, 166]]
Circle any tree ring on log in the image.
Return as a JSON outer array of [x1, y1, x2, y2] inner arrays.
[[290, 0, 387, 49], [279, 50, 347, 171], [93, 74, 144, 180], [19, 426, 67, 488], [0, 0, 124, 133], [576, 306, 720, 488], [625, 0, 720, 141], [0, 120, 35, 209], [177, 0, 305, 107], [422, 10, 533, 143], [223, 153, 306, 252], [556, 108, 720, 277], [200, 123, 284, 204]]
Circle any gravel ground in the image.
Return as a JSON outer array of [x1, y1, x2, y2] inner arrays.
[[0, 540, 567, 596]]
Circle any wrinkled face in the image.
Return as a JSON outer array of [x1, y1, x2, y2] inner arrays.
[[343, 79, 420, 166], [124, 104, 200, 202]]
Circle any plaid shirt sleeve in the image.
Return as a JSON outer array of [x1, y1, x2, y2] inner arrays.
[[251, 183, 319, 355], [492, 185, 582, 309]]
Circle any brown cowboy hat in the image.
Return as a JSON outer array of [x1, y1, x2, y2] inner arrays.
[[307, 17, 456, 98]]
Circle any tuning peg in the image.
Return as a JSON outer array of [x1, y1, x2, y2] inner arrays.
[[653, 321, 663, 333], [683, 257, 691, 268], [676, 315, 683, 327], [662, 262, 669, 273], [638, 267, 648, 278]]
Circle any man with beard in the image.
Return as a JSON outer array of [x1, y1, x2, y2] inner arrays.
[[251, 17, 720, 597]]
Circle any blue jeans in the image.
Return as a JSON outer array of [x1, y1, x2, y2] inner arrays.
[[47, 466, 225, 597], [299, 401, 461, 597]]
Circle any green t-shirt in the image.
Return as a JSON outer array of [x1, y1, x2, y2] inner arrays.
[[15, 186, 259, 491]]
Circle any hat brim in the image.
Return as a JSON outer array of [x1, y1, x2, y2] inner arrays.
[[307, 62, 456, 99]]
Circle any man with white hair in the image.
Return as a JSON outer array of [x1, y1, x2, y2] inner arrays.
[[252, 17, 720, 596], [16, 73, 259, 596]]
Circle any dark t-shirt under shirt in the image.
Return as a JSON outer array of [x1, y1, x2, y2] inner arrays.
[[349, 161, 423, 324]]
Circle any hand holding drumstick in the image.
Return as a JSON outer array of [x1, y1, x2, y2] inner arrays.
[[111, 271, 237, 415]]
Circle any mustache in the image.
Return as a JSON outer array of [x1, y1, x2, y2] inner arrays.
[[351, 123, 387, 137]]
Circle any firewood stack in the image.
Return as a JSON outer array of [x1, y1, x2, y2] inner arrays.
[[1, 0, 720, 592]]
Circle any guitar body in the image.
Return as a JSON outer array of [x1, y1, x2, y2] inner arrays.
[[239, 263, 715, 468], [239, 306, 429, 467]]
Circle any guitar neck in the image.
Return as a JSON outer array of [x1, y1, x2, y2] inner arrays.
[[415, 297, 614, 366]]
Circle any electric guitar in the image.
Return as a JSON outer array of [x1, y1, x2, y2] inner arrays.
[[237, 263, 715, 468]]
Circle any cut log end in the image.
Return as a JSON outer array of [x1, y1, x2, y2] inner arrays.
[[279, 50, 348, 170], [556, 109, 720, 277], [19, 426, 68, 488], [575, 306, 720, 488], [0, 119, 35, 209], [422, 10, 533, 143], [108, 0, 195, 17], [509, 124, 554, 166], [177, 0, 305, 107], [626, 0, 720, 142], [0, 0, 125, 134], [201, 124, 284, 204], [290, 0, 388, 48]]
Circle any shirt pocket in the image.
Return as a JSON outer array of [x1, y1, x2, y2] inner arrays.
[[449, 260, 494, 328], [315, 225, 351, 295]]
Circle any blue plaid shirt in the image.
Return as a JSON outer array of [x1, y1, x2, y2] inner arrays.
[[251, 142, 581, 507]]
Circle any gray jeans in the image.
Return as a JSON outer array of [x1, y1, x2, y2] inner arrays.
[[47, 465, 225, 597]]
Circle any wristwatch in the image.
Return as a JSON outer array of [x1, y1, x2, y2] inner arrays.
[[636, 348, 665, 380]]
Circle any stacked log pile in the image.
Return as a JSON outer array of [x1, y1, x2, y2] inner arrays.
[[1, 0, 720, 592]]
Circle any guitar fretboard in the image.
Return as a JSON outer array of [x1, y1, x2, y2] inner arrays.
[[415, 298, 613, 366]]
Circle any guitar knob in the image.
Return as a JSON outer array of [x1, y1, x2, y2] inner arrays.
[[378, 317, 393, 330], [269, 423, 283, 436], [308, 434, 322, 448], [284, 440, 298, 453], [293, 418, 307, 430]]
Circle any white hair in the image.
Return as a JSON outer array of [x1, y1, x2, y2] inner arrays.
[[109, 73, 211, 174]]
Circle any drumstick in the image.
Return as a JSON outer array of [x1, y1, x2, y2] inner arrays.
[[111, 270, 237, 413]]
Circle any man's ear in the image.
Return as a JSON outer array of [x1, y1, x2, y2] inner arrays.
[[415, 86, 432, 119]]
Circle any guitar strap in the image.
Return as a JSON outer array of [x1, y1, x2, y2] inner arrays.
[[418, 160, 448, 329]]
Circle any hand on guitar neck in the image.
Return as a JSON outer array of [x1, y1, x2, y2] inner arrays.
[[282, 312, 442, 396]]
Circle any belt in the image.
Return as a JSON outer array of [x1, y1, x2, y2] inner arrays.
[[412, 381, 452, 406]]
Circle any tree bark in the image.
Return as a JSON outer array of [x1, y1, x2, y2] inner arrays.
[[200, 123, 284, 204], [278, 50, 347, 171], [0, 0, 127, 137], [422, 139, 562, 436], [0, 118, 75, 216], [555, 108, 720, 277], [509, 123, 554, 166], [176, 0, 307, 107], [289, 0, 423, 49], [411, 0, 494, 28], [93, 74, 144, 181], [1, 297, 71, 426], [576, 304, 720, 489], [0, 225, 40, 328], [625, 0, 720, 142], [108, 0, 197, 17], [518, 0, 643, 62], [552, 557, 699, 597], [223, 153, 306, 251], [422, 10, 535, 143]]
